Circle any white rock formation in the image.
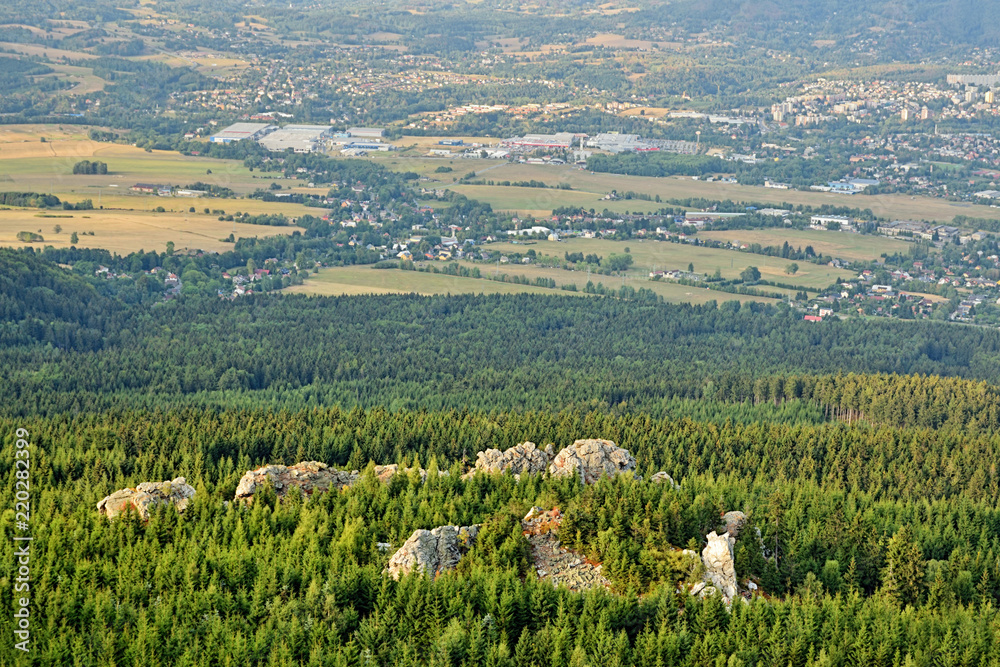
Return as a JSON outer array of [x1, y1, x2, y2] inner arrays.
[[702, 531, 738, 602]]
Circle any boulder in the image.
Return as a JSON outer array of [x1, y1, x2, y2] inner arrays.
[[548, 439, 637, 485], [97, 477, 195, 520], [474, 441, 551, 476], [234, 461, 357, 501], [722, 511, 748, 537], [651, 471, 681, 490], [702, 531, 738, 602], [385, 524, 480, 579]]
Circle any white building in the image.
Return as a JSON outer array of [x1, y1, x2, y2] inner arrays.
[[210, 123, 276, 144]]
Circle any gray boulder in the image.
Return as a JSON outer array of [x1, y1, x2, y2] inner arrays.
[[651, 471, 681, 490], [722, 511, 748, 537], [386, 524, 480, 579], [549, 439, 637, 485], [97, 477, 195, 520]]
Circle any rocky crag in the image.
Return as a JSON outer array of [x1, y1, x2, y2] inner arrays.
[[385, 524, 480, 579], [522, 507, 612, 592], [234, 461, 445, 502], [97, 477, 195, 520], [548, 439, 637, 484], [473, 441, 553, 477], [701, 531, 739, 602]]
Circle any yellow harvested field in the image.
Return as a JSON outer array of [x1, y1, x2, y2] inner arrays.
[[0, 208, 300, 254]]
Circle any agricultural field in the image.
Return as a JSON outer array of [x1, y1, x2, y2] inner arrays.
[[433, 162, 1000, 223], [0, 125, 266, 195], [0, 208, 299, 255], [454, 259, 781, 304], [287, 265, 566, 297], [449, 183, 642, 217], [698, 228, 916, 263], [487, 236, 856, 290]]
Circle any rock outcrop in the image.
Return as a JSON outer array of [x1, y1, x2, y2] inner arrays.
[[234, 461, 358, 501], [97, 477, 195, 520], [522, 507, 611, 592], [651, 471, 681, 490], [385, 524, 480, 579], [548, 439, 637, 485], [722, 511, 748, 537], [474, 441, 551, 476], [702, 531, 738, 602], [234, 461, 446, 501]]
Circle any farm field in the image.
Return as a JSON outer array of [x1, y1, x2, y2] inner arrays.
[[486, 237, 856, 289], [698, 228, 915, 263], [453, 259, 781, 304], [0, 125, 266, 195], [287, 266, 567, 297], [0, 208, 300, 254], [427, 161, 1000, 223]]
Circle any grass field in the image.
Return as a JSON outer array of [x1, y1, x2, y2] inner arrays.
[[0, 125, 266, 195], [698, 228, 914, 263], [288, 263, 779, 305], [486, 237, 856, 289], [288, 266, 569, 297], [454, 259, 781, 304], [407, 161, 1000, 223], [0, 208, 299, 254]]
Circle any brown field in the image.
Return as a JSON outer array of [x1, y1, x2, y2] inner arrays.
[[0, 208, 300, 254], [451, 163, 1000, 223]]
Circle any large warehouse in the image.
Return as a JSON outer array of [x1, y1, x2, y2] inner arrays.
[[210, 122, 276, 144], [502, 132, 578, 149], [257, 125, 334, 153]]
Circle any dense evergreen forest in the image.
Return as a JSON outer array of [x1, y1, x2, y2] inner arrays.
[[5, 249, 1000, 664]]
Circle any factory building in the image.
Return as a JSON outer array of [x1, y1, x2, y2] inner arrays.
[[210, 123, 276, 144]]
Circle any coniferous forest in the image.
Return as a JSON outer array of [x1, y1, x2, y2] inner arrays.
[[5, 247, 1000, 665]]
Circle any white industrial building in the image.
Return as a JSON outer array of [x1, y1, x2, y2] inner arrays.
[[257, 125, 334, 153], [346, 127, 386, 139], [502, 133, 579, 149], [210, 123, 276, 144]]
